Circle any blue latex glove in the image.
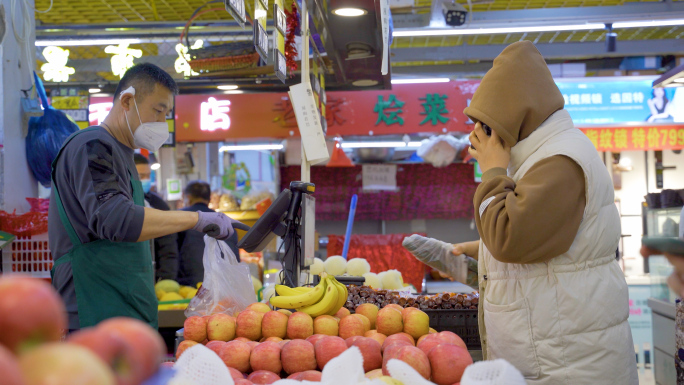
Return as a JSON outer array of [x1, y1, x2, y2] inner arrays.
[[192, 211, 250, 240]]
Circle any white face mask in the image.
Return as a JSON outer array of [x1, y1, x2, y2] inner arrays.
[[123, 93, 169, 152]]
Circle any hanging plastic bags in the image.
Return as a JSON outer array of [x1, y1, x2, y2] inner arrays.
[[416, 135, 470, 168], [26, 71, 79, 187], [185, 235, 256, 317]]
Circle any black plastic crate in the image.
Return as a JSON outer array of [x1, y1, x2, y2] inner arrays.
[[424, 309, 480, 350]]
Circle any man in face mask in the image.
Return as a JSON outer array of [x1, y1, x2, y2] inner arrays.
[[48, 63, 246, 331], [134, 154, 179, 283]]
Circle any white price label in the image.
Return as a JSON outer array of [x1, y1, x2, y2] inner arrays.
[[275, 4, 287, 35], [254, 23, 269, 61], [362, 164, 397, 191], [380, 0, 389, 75], [275, 50, 287, 82], [288, 83, 329, 165]]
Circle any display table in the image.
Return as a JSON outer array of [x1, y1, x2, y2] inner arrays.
[[648, 298, 676, 385], [159, 309, 187, 328]]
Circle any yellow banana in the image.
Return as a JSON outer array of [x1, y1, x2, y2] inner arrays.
[[270, 276, 327, 309], [327, 278, 348, 316], [298, 278, 339, 317], [275, 285, 313, 296]]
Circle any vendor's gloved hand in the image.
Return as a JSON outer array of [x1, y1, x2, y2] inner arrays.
[[192, 211, 250, 240]]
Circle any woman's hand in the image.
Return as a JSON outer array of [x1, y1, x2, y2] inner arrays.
[[452, 240, 480, 260], [468, 122, 511, 173]]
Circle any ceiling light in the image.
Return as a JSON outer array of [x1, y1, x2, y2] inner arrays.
[[333, 8, 367, 17], [223, 90, 244, 94], [88, 88, 101, 94], [392, 78, 450, 84], [674, 78, 684, 83], [393, 23, 605, 37], [341, 141, 423, 149], [217, 85, 239, 90], [352, 79, 378, 87], [150, 163, 161, 170], [35, 38, 142, 47], [613, 19, 684, 29], [219, 144, 284, 152]]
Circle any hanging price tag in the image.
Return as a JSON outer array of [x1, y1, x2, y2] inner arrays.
[[254, 22, 269, 62], [225, 0, 246, 28], [289, 83, 330, 164], [275, 4, 287, 35], [380, 0, 390, 75], [275, 50, 287, 83]]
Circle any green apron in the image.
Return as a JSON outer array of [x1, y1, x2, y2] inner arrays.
[[50, 127, 158, 329]]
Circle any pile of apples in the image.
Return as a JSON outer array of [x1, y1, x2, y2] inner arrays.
[[179, 302, 473, 384], [0, 275, 166, 385]]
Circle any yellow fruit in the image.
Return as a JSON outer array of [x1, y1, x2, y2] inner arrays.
[[183, 288, 198, 299], [160, 292, 184, 302], [196, 282, 203, 289], [379, 376, 404, 385], [252, 276, 263, 294], [155, 279, 180, 293], [155, 289, 166, 301], [179, 286, 194, 298]]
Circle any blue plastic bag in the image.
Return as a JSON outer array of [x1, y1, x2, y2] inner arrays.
[[26, 72, 79, 187]]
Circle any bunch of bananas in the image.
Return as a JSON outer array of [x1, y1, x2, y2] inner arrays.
[[269, 272, 348, 317]]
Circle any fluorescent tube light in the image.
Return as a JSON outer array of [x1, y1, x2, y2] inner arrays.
[[35, 38, 143, 46], [341, 141, 423, 149], [674, 78, 684, 83], [217, 85, 239, 90], [219, 144, 284, 152], [613, 19, 684, 29], [88, 88, 101, 94], [392, 78, 450, 84], [392, 23, 605, 37]]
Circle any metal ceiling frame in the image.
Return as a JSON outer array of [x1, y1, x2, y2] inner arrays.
[[392, 1, 684, 30], [392, 38, 684, 63]]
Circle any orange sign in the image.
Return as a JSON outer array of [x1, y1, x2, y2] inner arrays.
[[580, 125, 684, 152], [173, 81, 479, 142]]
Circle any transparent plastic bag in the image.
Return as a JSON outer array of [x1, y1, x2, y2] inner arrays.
[[185, 235, 256, 317], [416, 134, 470, 168]]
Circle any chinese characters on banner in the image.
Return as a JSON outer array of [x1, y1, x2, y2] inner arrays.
[[200, 97, 231, 131], [581, 125, 684, 151]]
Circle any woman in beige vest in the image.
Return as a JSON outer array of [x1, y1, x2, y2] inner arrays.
[[461, 41, 638, 384]]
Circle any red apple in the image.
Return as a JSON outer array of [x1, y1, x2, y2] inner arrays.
[[247, 370, 280, 384], [314, 336, 347, 369], [0, 276, 67, 354], [219, 340, 252, 373], [98, 317, 166, 384], [68, 327, 140, 385], [281, 339, 317, 374], [0, 345, 25, 385], [249, 341, 282, 374], [19, 343, 115, 385], [428, 344, 472, 385], [176, 340, 199, 360], [183, 316, 208, 343], [205, 340, 226, 356], [351, 337, 382, 372]]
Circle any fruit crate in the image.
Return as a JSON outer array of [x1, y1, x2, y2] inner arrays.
[[1, 233, 52, 278], [424, 309, 480, 350]]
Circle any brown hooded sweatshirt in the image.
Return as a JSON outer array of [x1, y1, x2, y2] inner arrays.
[[464, 41, 586, 264]]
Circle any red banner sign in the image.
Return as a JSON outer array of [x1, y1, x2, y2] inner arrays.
[[174, 81, 479, 142], [580, 125, 684, 152]]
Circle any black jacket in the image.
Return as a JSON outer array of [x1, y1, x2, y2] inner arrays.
[[177, 203, 240, 286], [144, 192, 179, 282]]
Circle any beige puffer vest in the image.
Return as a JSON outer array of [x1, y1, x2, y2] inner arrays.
[[477, 110, 638, 385]]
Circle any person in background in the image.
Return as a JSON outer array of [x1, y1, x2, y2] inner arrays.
[[133, 154, 179, 282], [456, 41, 637, 384], [641, 206, 684, 296], [177, 181, 240, 287]]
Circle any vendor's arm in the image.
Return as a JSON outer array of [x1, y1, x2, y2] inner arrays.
[[137, 208, 198, 242], [452, 240, 480, 261], [473, 156, 586, 264], [71, 140, 199, 243]]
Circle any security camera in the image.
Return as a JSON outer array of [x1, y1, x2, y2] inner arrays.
[[442, 2, 467, 27]]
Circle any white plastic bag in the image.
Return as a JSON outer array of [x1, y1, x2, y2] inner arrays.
[[185, 235, 257, 317], [417, 134, 469, 168], [172, 344, 233, 385]]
